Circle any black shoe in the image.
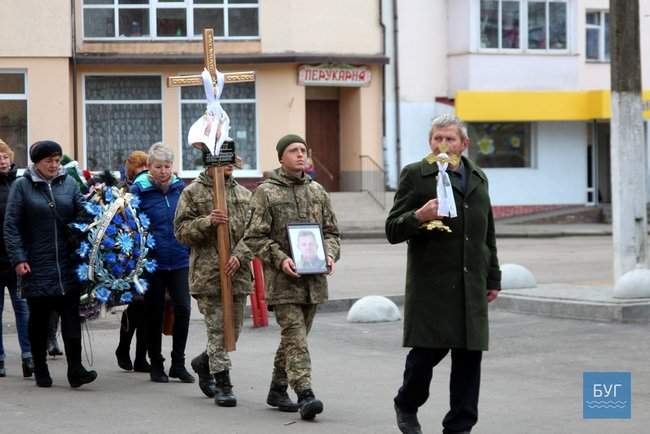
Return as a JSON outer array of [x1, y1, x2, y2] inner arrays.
[[150, 361, 169, 383], [213, 370, 237, 407], [169, 363, 196, 383], [22, 357, 34, 378], [191, 352, 216, 398], [297, 389, 324, 421], [394, 403, 422, 434], [133, 358, 151, 373], [115, 348, 133, 371], [67, 365, 98, 388], [47, 338, 64, 357], [267, 383, 300, 412], [0, 360, 5, 377], [34, 364, 52, 388]]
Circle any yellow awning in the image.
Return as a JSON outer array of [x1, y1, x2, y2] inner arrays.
[[456, 90, 650, 121]]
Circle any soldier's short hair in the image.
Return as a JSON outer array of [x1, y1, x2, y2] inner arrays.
[[428, 114, 468, 142], [148, 142, 174, 165]]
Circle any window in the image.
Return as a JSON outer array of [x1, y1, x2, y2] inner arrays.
[[468, 122, 533, 168], [82, 0, 259, 40], [480, 0, 567, 51], [84, 75, 163, 171], [586, 11, 609, 61], [180, 81, 257, 174], [0, 72, 28, 167]]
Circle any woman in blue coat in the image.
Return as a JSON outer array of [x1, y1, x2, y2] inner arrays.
[[4, 141, 97, 388], [131, 143, 194, 383]]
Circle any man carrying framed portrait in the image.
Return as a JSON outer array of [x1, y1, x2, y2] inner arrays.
[[244, 134, 340, 421]]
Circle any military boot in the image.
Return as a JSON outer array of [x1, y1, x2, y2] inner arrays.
[[297, 389, 323, 420], [213, 370, 237, 407], [34, 363, 52, 388], [266, 383, 300, 412], [67, 364, 98, 388], [191, 351, 216, 398]]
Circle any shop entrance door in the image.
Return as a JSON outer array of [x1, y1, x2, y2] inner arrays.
[[306, 100, 340, 191]]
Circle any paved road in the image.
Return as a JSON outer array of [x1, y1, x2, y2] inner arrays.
[[1, 310, 647, 433]]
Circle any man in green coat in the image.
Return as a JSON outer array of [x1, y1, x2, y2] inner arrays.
[[386, 114, 501, 434], [174, 161, 253, 407], [244, 134, 340, 421]]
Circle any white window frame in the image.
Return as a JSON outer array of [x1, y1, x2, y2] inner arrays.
[[585, 10, 609, 62], [177, 81, 259, 179], [0, 70, 29, 170], [82, 0, 260, 41], [477, 0, 571, 53], [82, 73, 165, 173]]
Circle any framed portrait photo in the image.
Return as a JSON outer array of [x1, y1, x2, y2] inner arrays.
[[287, 223, 328, 275]]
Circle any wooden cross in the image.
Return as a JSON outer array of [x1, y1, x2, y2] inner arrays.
[[168, 28, 256, 352]]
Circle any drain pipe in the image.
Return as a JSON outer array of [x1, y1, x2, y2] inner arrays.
[[70, 0, 79, 162], [392, 0, 402, 175]]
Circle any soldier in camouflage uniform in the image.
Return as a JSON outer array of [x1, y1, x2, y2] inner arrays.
[[244, 134, 341, 420], [174, 162, 253, 407]]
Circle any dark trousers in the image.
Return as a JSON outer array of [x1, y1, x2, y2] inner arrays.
[[117, 297, 146, 361], [144, 268, 191, 365], [27, 293, 82, 369], [395, 348, 482, 434]]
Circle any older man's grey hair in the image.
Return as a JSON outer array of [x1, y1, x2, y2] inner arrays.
[[147, 142, 174, 165], [428, 114, 469, 142]]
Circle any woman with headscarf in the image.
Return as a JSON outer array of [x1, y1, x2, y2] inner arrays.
[[4, 140, 97, 388]]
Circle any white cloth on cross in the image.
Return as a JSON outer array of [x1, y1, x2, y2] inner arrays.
[[187, 68, 231, 156], [436, 153, 457, 218]]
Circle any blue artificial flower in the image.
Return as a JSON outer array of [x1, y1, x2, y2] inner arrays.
[[105, 224, 117, 236], [130, 196, 141, 209], [121, 224, 131, 232], [139, 213, 150, 229], [102, 237, 116, 249], [104, 188, 114, 203], [126, 260, 136, 272], [133, 248, 141, 258], [76, 264, 89, 282], [134, 233, 141, 244], [84, 202, 102, 216], [120, 292, 133, 304], [111, 264, 125, 276], [146, 234, 156, 249], [76, 241, 91, 259], [94, 287, 111, 304], [112, 214, 124, 226], [71, 223, 89, 232], [104, 252, 118, 264], [135, 278, 148, 295], [117, 232, 134, 254], [127, 218, 138, 230], [144, 259, 158, 273], [118, 254, 129, 264]]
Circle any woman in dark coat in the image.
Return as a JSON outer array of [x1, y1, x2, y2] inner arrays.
[[0, 139, 33, 378], [130, 143, 193, 384], [4, 141, 97, 388]]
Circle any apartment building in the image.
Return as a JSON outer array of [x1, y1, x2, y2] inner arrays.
[[385, 0, 650, 208], [0, 0, 387, 191]]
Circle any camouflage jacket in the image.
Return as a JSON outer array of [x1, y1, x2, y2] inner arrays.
[[174, 170, 253, 297], [244, 168, 341, 305]]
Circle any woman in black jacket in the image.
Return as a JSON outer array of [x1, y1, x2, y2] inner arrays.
[[4, 141, 97, 388]]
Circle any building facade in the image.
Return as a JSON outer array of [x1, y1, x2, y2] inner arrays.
[[386, 0, 650, 209], [0, 0, 387, 192]]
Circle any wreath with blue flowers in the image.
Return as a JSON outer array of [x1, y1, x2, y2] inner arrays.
[[71, 184, 157, 313]]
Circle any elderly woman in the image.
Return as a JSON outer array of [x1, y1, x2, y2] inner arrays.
[[0, 139, 33, 378], [4, 140, 97, 388], [131, 143, 193, 383], [115, 150, 150, 373]]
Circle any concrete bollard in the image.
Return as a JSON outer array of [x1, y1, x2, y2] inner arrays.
[[613, 268, 650, 298], [347, 296, 401, 323], [500, 263, 537, 290]]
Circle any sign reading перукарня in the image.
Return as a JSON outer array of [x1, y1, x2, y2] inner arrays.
[[298, 65, 372, 87]]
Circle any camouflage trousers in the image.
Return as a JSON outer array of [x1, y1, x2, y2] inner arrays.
[[195, 294, 247, 374], [271, 303, 318, 393]]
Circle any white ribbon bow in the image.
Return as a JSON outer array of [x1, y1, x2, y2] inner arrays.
[[187, 68, 231, 156], [436, 153, 457, 218]]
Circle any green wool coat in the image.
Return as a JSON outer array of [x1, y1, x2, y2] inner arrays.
[[385, 156, 501, 351]]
